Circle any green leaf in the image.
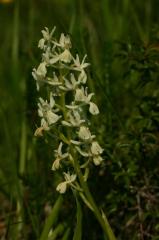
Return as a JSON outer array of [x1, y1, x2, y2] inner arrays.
[[39, 195, 63, 240], [62, 228, 71, 240], [73, 195, 83, 240], [48, 223, 65, 240]]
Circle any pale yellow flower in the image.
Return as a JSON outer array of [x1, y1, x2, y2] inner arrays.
[[91, 141, 103, 155], [93, 155, 103, 166], [89, 102, 99, 115], [56, 173, 76, 194], [52, 142, 68, 171]]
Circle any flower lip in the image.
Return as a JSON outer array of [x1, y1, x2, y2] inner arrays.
[[91, 141, 103, 155], [89, 102, 99, 115], [93, 155, 103, 166], [56, 172, 76, 194], [56, 181, 67, 194], [78, 126, 95, 141]]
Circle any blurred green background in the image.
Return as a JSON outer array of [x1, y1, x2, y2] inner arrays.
[[0, 0, 159, 239]]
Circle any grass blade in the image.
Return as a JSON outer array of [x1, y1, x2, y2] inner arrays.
[[39, 195, 63, 240], [62, 228, 71, 240], [73, 195, 83, 240], [48, 223, 65, 240]]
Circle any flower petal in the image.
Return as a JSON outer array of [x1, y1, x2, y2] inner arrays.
[[93, 155, 103, 166], [46, 111, 61, 125], [78, 70, 87, 84], [78, 126, 92, 141], [52, 158, 60, 171], [56, 182, 67, 194], [89, 102, 99, 115], [91, 141, 103, 155]]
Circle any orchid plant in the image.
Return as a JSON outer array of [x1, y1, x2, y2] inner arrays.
[[33, 27, 116, 240]]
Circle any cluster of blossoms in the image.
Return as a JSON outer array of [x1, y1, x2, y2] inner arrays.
[[33, 27, 104, 194]]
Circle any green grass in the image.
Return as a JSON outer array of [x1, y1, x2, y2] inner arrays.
[[0, 0, 159, 239]]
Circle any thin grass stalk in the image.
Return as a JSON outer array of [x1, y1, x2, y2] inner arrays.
[[123, 0, 130, 13], [101, 0, 113, 40], [24, 201, 39, 238], [19, 118, 27, 175], [28, 0, 34, 47], [11, 0, 25, 238], [62, 228, 71, 240], [129, 2, 146, 42], [145, 0, 151, 42], [69, 1, 76, 34], [12, 0, 19, 81], [77, 0, 95, 94]]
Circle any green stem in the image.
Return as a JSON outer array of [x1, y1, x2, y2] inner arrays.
[[12, 0, 20, 81], [73, 151, 116, 240], [19, 118, 27, 175]]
